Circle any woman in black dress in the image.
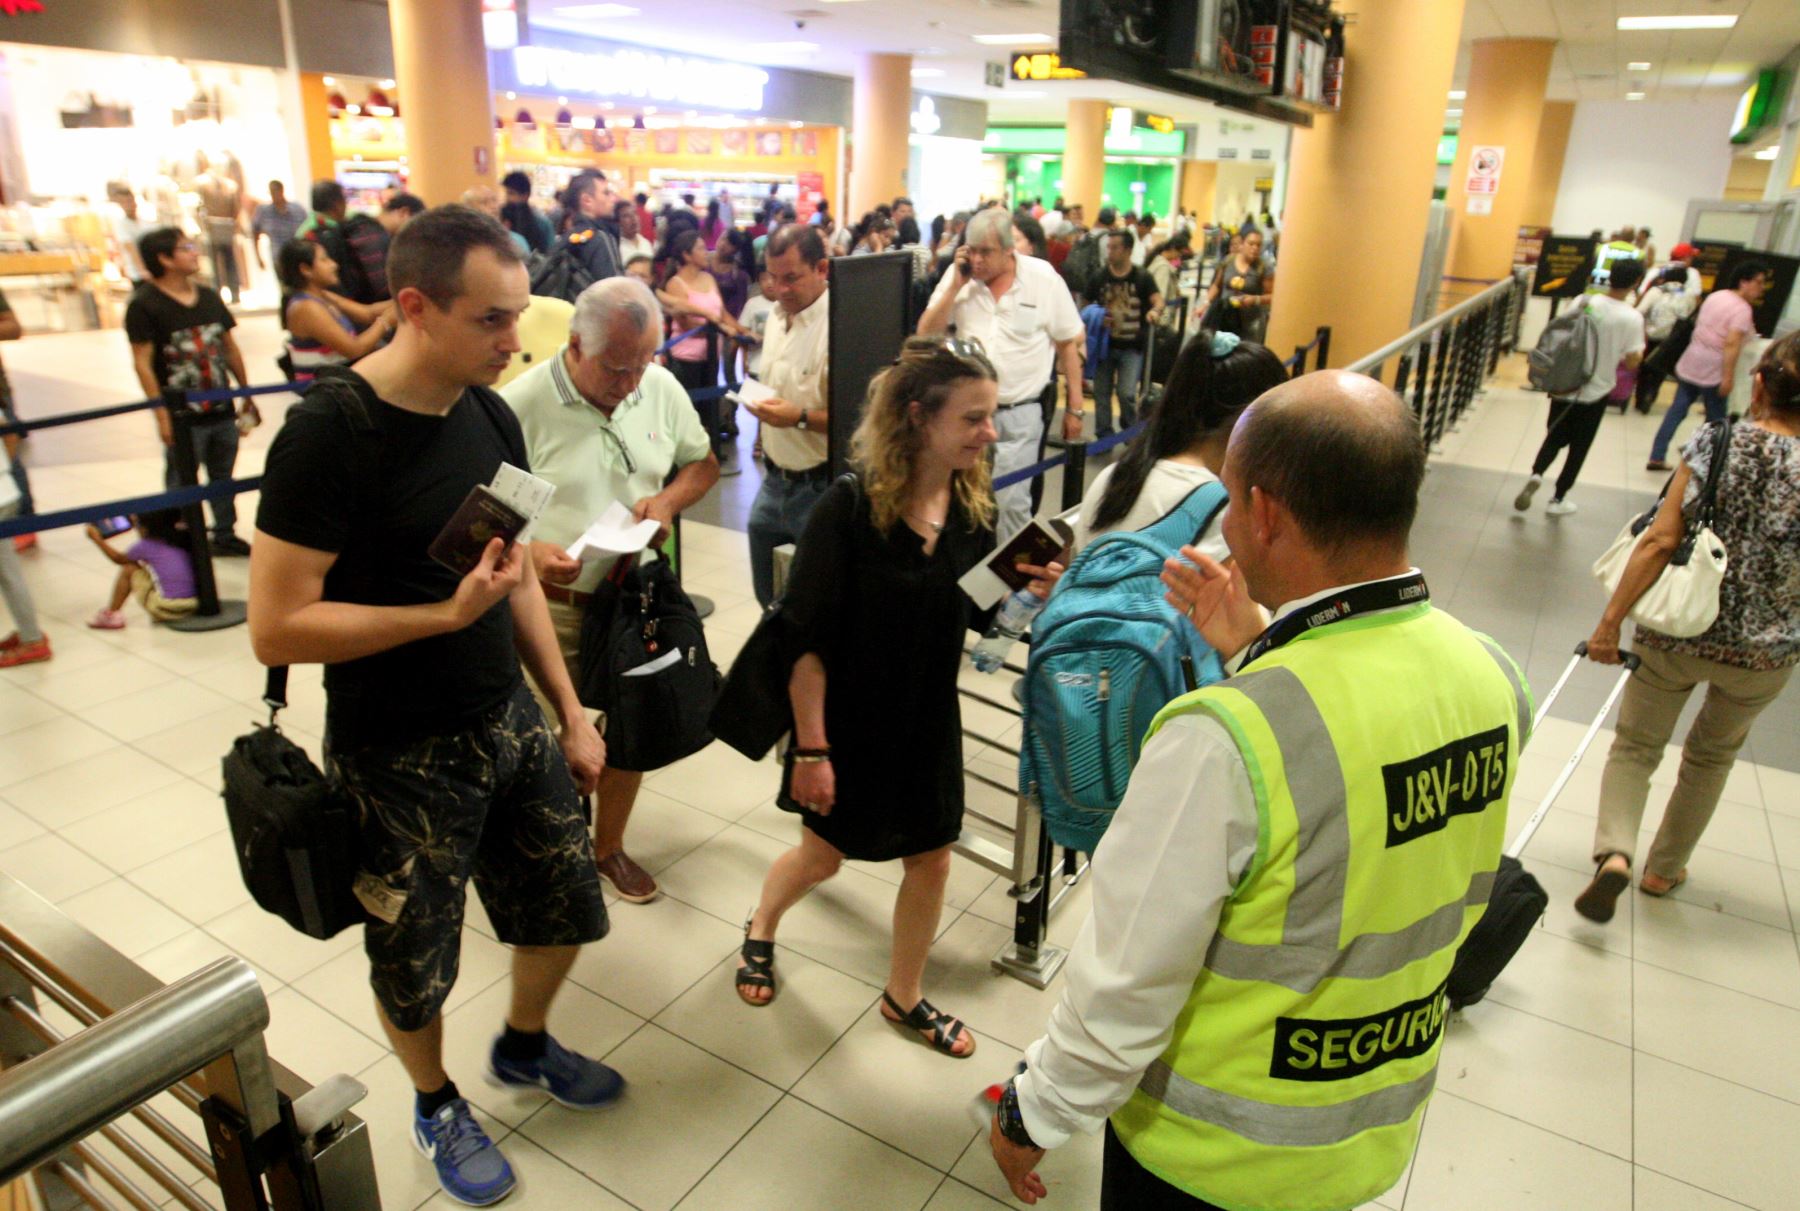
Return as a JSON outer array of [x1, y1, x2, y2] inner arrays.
[[733, 337, 1061, 1058]]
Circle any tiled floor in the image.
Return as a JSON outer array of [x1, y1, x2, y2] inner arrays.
[[2, 322, 1797, 1209]]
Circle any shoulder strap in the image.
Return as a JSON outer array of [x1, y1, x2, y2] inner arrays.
[[261, 372, 384, 714], [263, 665, 288, 716], [1694, 416, 1735, 526], [1138, 480, 1230, 550]]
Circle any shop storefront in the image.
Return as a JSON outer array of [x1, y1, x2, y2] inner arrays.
[[318, 30, 854, 228], [0, 41, 299, 322], [984, 124, 1190, 219], [491, 34, 845, 220]]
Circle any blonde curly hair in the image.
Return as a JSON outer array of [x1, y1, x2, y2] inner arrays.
[[850, 336, 999, 535]]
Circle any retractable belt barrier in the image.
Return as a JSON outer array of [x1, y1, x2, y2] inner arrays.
[[3, 379, 305, 631]]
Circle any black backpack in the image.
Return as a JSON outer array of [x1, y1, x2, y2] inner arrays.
[[530, 241, 599, 304], [577, 556, 720, 772], [1061, 231, 1105, 302]]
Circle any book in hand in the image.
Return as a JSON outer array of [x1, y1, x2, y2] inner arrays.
[[427, 485, 529, 576], [958, 515, 1076, 610]]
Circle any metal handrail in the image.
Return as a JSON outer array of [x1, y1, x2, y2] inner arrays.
[[0, 958, 269, 1184], [1347, 274, 1520, 376]]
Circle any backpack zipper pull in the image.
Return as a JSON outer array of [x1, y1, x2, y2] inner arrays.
[[1098, 668, 1111, 702]]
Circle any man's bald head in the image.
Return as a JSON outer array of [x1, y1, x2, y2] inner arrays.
[[1228, 370, 1426, 554]]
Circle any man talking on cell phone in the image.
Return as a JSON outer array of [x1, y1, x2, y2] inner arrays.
[[744, 223, 833, 606], [249, 205, 616, 1208], [917, 207, 1084, 542]]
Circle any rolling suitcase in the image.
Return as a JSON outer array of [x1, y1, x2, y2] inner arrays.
[[1446, 643, 1641, 1009]]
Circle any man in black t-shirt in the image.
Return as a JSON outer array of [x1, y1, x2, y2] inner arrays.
[[250, 206, 613, 1208], [1092, 230, 1163, 438], [126, 227, 254, 555]]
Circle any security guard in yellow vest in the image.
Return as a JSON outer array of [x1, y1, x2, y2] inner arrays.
[[988, 371, 1530, 1210]]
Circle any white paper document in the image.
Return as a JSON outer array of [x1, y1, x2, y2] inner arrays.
[[489, 462, 556, 544], [622, 648, 684, 677], [566, 501, 661, 563], [726, 377, 778, 410]]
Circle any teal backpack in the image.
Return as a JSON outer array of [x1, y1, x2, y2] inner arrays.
[[1019, 482, 1229, 852]]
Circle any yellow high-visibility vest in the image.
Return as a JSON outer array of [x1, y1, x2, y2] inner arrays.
[[1112, 603, 1529, 1211]]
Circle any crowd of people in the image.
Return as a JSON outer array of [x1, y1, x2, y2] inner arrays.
[[0, 164, 1793, 1211]]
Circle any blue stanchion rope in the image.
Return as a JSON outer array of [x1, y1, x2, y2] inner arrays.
[[0, 478, 261, 541]]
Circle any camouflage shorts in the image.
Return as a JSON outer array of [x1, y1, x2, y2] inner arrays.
[[328, 683, 608, 1032]]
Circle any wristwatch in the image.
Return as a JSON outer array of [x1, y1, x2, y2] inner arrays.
[[996, 1080, 1039, 1150], [796, 411, 809, 431]]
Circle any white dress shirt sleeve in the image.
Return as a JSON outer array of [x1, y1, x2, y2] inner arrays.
[[1014, 712, 1260, 1149]]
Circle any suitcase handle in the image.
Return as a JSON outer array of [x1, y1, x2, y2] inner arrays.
[[1507, 643, 1642, 861], [1572, 641, 1641, 672]]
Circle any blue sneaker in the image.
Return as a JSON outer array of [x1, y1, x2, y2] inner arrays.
[[486, 1033, 625, 1110], [412, 1098, 516, 1207]]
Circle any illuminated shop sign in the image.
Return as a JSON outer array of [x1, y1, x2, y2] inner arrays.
[[511, 44, 769, 112]]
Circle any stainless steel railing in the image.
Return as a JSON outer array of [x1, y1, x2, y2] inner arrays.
[[1347, 269, 1529, 452], [0, 871, 381, 1210]]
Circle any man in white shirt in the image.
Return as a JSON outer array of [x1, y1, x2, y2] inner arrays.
[[613, 200, 655, 265], [1514, 257, 1647, 516], [501, 277, 719, 904], [107, 182, 147, 283], [745, 223, 832, 605], [990, 372, 1526, 1211], [917, 208, 1085, 541]]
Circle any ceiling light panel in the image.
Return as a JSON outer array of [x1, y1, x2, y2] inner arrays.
[[973, 33, 1053, 45], [1616, 16, 1737, 31]]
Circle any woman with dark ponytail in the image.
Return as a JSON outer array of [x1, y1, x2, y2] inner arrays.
[[1073, 329, 1289, 552]]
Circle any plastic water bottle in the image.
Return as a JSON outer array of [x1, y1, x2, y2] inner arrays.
[[971, 589, 1045, 673]]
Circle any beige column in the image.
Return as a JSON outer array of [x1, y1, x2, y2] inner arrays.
[[849, 53, 911, 220], [1063, 100, 1107, 220], [388, 0, 495, 205], [1266, 0, 1467, 368], [1180, 160, 1219, 225], [1519, 100, 1574, 228], [1444, 38, 1557, 281]]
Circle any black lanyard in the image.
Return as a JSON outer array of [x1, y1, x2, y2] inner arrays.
[[1239, 573, 1430, 669]]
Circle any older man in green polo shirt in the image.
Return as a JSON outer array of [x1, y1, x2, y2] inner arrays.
[[502, 277, 720, 903]]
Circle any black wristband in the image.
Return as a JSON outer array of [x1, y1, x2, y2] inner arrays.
[[996, 1080, 1038, 1149], [792, 746, 831, 758]]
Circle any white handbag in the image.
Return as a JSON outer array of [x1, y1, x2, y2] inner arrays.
[[1591, 418, 1732, 639]]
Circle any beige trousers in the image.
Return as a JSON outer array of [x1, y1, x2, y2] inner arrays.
[[526, 596, 604, 732], [1593, 645, 1792, 880]]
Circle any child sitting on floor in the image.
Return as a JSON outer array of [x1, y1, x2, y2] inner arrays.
[[85, 508, 198, 628]]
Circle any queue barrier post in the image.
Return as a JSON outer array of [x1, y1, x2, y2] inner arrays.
[[161, 391, 247, 633], [1314, 326, 1332, 372], [1058, 439, 1088, 513]]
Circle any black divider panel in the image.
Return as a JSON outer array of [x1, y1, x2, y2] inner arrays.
[[827, 251, 914, 478]]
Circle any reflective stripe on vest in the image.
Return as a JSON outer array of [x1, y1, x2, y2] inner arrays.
[[1190, 665, 1519, 996], [1140, 1054, 1442, 1149]]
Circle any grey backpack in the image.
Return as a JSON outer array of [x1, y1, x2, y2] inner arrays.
[[1527, 304, 1599, 397]]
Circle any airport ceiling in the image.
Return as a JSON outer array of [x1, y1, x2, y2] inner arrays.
[[529, 0, 1800, 125]]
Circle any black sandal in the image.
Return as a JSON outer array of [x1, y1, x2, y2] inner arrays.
[[881, 991, 975, 1058], [1574, 855, 1631, 923], [736, 917, 776, 1006]]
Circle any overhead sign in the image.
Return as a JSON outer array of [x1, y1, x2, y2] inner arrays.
[[1531, 236, 1596, 299], [984, 61, 1007, 89], [1730, 70, 1777, 143], [1011, 52, 1086, 81], [1465, 144, 1504, 195], [510, 44, 769, 112]]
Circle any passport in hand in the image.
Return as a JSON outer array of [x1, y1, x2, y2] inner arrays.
[[427, 485, 529, 576]]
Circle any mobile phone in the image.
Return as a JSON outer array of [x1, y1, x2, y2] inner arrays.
[[95, 515, 132, 538]]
